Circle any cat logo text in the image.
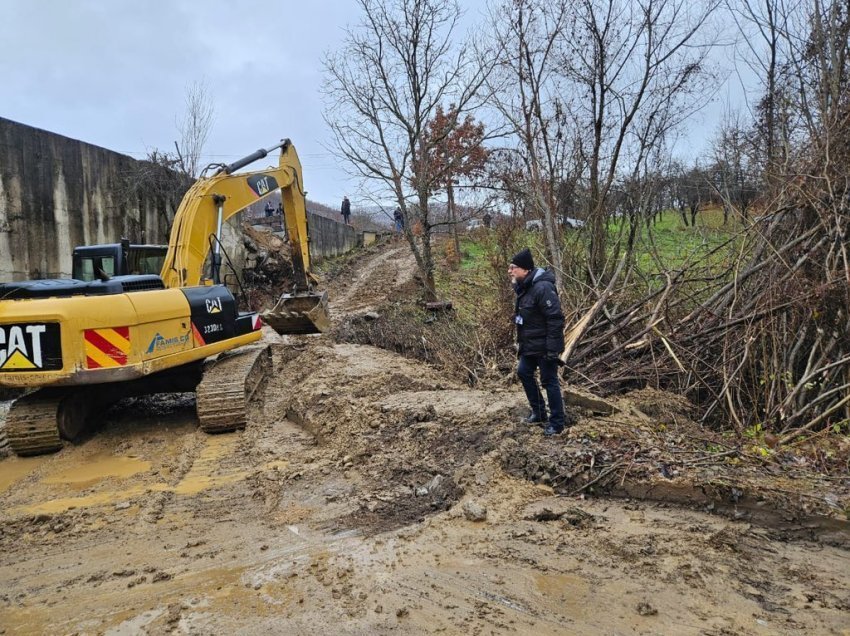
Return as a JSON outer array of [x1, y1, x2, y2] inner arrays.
[[0, 323, 63, 371]]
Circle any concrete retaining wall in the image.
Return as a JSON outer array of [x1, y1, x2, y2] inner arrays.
[[307, 211, 357, 261], [0, 117, 180, 281], [0, 117, 354, 282]]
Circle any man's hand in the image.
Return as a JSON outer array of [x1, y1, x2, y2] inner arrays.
[[545, 352, 566, 366]]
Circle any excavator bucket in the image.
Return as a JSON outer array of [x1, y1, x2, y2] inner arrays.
[[261, 291, 331, 335]]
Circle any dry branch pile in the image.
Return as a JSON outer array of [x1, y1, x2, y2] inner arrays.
[[566, 138, 850, 442]]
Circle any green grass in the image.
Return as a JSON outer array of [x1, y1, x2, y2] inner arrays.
[[459, 238, 487, 270], [610, 208, 739, 277], [434, 211, 741, 326]]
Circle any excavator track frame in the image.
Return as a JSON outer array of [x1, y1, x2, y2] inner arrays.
[[196, 345, 271, 433], [4, 362, 206, 456]]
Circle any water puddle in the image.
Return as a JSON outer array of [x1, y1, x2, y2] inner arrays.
[[11, 434, 271, 516], [42, 454, 151, 490], [9, 434, 295, 517], [0, 456, 48, 492], [20, 485, 149, 515], [171, 435, 246, 495]]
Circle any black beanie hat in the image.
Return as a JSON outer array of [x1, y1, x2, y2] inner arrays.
[[511, 248, 534, 271]]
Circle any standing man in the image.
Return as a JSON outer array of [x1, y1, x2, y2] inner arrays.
[[393, 207, 404, 234], [341, 196, 352, 225], [510, 248, 568, 436], [264, 200, 274, 217]]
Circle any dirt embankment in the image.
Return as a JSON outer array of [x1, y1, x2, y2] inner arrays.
[[0, 239, 848, 635]]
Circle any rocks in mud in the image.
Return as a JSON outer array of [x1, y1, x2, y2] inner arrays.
[[562, 387, 617, 415], [416, 474, 450, 499], [115, 501, 131, 510], [527, 507, 565, 522], [463, 500, 488, 522], [399, 404, 437, 424], [524, 504, 597, 528], [112, 569, 136, 578], [636, 601, 658, 616]]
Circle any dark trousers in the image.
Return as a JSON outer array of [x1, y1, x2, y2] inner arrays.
[[517, 354, 565, 429]]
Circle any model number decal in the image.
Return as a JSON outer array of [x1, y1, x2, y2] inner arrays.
[[203, 323, 224, 335]]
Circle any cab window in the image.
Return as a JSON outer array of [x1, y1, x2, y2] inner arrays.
[[76, 256, 115, 281]]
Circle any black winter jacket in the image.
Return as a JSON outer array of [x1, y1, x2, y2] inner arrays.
[[513, 268, 565, 357]]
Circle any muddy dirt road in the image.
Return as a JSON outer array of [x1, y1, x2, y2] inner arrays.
[[1, 243, 849, 635]]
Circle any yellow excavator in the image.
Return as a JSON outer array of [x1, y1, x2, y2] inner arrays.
[[0, 139, 329, 456]]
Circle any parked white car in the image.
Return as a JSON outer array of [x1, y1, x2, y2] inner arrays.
[[525, 218, 585, 231], [466, 219, 482, 231]]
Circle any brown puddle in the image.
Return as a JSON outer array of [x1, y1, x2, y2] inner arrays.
[[41, 453, 151, 490], [9, 435, 287, 516], [0, 456, 48, 492], [533, 572, 590, 618]]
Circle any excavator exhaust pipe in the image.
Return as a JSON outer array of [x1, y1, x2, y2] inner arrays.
[[262, 291, 330, 335]]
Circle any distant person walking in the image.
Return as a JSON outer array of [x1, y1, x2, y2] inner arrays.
[[509, 248, 568, 436], [482, 211, 492, 229], [394, 207, 404, 234], [341, 196, 352, 225]]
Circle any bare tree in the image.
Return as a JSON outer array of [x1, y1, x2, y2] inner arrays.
[[710, 110, 760, 223], [487, 0, 576, 289], [565, 0, 719, 280], [323, 0, 491, 299], [119, 149, 192, 240], [726, 0, 786, 178], [557, 0, 850, 441], [486, 0, 717, 288], [175, 79, 215, 178]]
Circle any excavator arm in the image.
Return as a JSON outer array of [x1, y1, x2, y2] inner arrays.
[[159, 139, 329, 334], [160, 139, 312, 290]]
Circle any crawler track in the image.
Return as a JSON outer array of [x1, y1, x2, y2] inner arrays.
[[196, 345, 271, 433], [5, 391, 64, 456]]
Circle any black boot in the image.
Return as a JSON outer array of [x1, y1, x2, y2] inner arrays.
[[523, 411, 548, 425]]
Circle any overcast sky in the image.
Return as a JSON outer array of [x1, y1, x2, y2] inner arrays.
[[1, 1, 748, 207]]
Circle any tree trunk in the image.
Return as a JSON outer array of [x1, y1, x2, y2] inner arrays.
[[589, 203, 607, 279], [448, 181, 461, 259], [418, 189, 437, 302]]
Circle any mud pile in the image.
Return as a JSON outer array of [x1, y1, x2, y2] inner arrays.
[[240, 224, 295, 309], [266, 342, 526, 532], [263, 340, 850, 546]]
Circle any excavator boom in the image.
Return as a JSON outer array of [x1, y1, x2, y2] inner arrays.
[[160, 139, 328, 335]]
